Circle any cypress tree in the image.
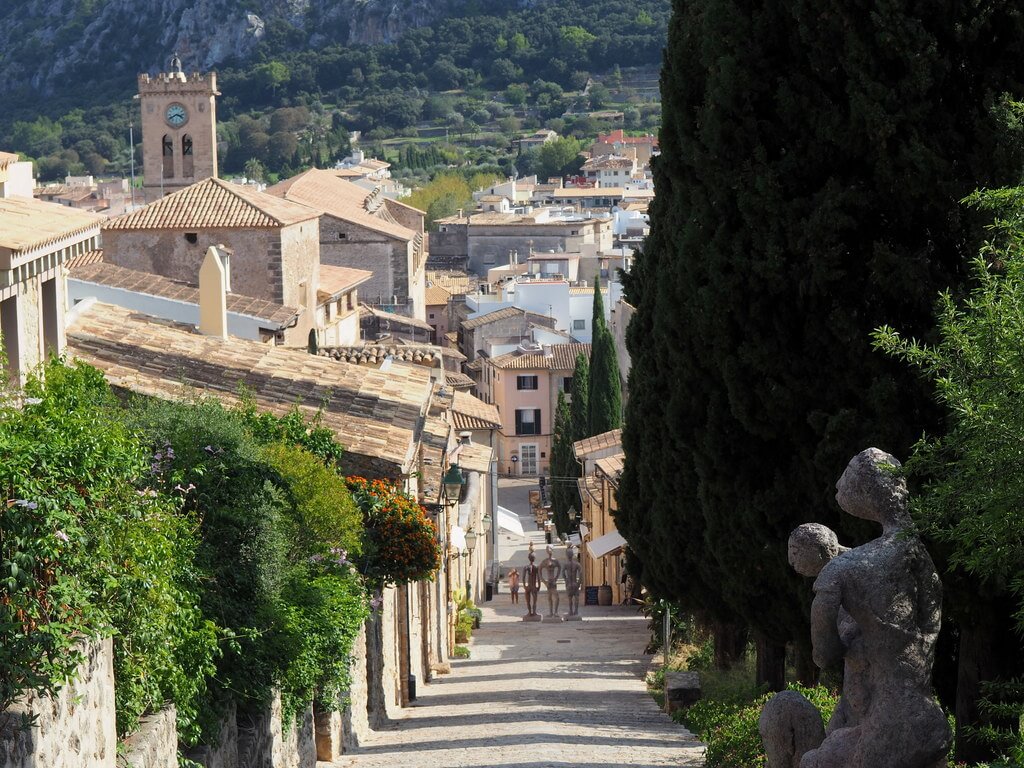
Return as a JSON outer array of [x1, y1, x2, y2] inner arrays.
[[591, 273, 606, 334], [569, 352, 590, 444], [588, 277, 623, 435], [550, 391, 576, 536], [617, 0, 1024, 698]]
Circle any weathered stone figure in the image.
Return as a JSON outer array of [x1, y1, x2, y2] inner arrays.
[[522, 550, 541, 620], [761, 448, 950, 768], [563, 544, 583, 618], [539, 545, 562, 617]]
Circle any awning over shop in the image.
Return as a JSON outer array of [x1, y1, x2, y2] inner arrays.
[[587, 530, 626, 559], [497, 506, 525, 536]]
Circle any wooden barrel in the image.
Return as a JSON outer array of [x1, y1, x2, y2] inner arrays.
[[598, 584, 613, 606]]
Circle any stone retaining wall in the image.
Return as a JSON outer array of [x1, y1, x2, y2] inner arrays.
[[0, 637, 117, 768], [2, 580, 428, 766], [119, 706, 177, 768]]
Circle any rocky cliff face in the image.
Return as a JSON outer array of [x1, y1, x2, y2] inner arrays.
[[0, 0, 457, 96]]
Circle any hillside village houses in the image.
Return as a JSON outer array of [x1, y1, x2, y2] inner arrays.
[[480, 341, 591, 477], [573, 429, 628, 605], [0, 63, 515, 761], [266, 168, 427, 319]]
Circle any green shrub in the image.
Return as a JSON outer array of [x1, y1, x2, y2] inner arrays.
[[129, 396, 374, 734], [275, 567, 368, 720], [0, 360, 219, 741], [126, 395, 292, 736], [682, 684, 838, 768], [452, 645, 471, 659], [261, 441, 362, 560]]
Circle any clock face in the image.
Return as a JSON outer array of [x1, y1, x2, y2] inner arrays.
[[165, 104, 188, 127]]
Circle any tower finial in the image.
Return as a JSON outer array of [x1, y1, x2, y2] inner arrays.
[[170, 52, 182, 74]]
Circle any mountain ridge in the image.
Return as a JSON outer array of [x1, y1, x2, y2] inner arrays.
[[0, 0, 476, 97]]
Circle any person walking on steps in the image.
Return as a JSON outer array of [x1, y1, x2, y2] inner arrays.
[[508, 568, 520, 604]]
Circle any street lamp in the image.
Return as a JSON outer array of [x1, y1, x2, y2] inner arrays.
[[443, 463, 465, 506], [440, 462, 466, 663], [464, 529, 478, 598]]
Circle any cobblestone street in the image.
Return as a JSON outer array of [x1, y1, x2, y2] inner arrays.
[[336, 479, 705, 768]]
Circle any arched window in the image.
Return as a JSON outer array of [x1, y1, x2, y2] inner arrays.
[[162, 135, 174, 178], [182, 134, 194, 177]]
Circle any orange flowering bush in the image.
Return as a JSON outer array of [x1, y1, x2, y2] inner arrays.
[[345, 477, 440, 587]]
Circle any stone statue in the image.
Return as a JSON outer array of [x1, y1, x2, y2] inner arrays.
[[761, 448, 950, 768], [760, 690, 826, 768], [522, 546, 541, 622], [563, 544, 583, 619], [539, 544, 562, 620], [170, 52, 183, 74]]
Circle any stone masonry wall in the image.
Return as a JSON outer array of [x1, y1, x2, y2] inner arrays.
[[319, 217, 396, 304], [103, 227, 279, 304], [182, 701, 238, 768], [0, 637, 117, 768], [118, 706, 177, 768], [343, 623, 370, 750]]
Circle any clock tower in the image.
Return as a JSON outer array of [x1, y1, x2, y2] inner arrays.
[[138, 54, 220, 199]]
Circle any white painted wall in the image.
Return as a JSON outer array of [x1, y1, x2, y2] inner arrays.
[[67, 280, 281, 341]]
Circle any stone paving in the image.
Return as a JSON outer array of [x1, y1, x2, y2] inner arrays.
[[335, 480, 705, 768]]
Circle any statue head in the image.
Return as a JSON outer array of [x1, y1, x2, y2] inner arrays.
[[836, 448, 909, 527], [566, 544, 576, 560], [788, 523, 846, 577], [528, 552, 535, 564], [546, 544, 554, 558]]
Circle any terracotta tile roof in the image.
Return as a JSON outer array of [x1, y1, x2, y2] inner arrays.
[[67, 302, 432, 473], [104, 178, 317, 231], [451, 390, 501, 430], [445, 372, 475, 390], [573, 429, 623, 460], [419, 411, 452, 504], [361, 305, 434, 332], [444, 331, 459, 346], [427, 270, 473, 295], [595, 451, 625, 484], [266, 169, 414, 241], [581, 155, 634, 171], [462, 306, 553, 330], [69, 261, 298, 325], [425, 284, 451, 306], [395, 338, 465, 361], [0, 196, 103, 254], [577, 474, 601, 504], [317, 265, 373, 302], [488, 342, 590, 371], [596, 129, 658, 147], [465, 358, 484, 372], [316, 345, 442, 367], [65, 249, 105, 270]]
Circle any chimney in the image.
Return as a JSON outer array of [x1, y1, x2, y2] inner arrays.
[[198, 245, 228, 339]]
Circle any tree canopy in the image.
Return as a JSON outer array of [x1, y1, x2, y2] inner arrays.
[[588, 276, 622, 436], [617, 0, 1024, 690]]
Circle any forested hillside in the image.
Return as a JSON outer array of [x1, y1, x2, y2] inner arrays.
[[1, 0, 668, 182]]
